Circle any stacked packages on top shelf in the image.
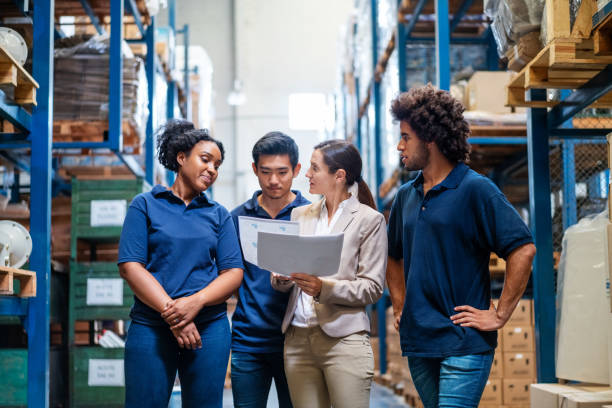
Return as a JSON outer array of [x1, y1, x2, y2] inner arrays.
[[53, 34, 149, 153]]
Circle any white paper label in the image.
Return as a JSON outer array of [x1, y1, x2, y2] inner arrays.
[[86, 279, 123, 306], [514, 327, 523, 333], [90, 200, 127, 227], [88, 359, 124, 386]]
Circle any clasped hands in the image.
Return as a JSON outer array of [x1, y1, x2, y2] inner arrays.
[[161, 293, 205, 350], [275, 273, 322, 297]]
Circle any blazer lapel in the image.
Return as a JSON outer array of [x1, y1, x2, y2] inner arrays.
[[301, 199, 323, 235], [331, 195, 359, 234]]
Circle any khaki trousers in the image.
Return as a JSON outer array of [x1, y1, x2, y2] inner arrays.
[[283, 325, 374, 408]]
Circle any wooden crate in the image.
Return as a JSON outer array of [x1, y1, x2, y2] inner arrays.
[[71, 346, 125, 408], [0, 349, 27, 407]]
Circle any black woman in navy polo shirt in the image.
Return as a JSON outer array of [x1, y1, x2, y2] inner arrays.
[[118, 120, 244, 408], [385, 85, 536, 408]]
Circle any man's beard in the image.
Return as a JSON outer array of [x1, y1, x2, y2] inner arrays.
[[402, 141, 429, 171]]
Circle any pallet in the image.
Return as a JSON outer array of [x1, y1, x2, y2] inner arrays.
[[506, 38, 612, 108], [593, 10, 612, 56], [0, 44, 39, 106], [53, 120, 143, 154], [0, 266, 36, 297]]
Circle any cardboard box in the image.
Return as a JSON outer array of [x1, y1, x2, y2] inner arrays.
[[502, 325, 534, 352], [508, 299, 532, 326], [481, 378, 503, 405], [497, 328, 503, 351], [503, 378, 532, 405], [531, 383, 612, 408], [503, 352, 536, 378], [467, 71, 516, 114], [490, 351, 503, 378]]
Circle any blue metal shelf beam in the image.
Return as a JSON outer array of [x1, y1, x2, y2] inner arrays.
[[78, 0, 106, 35], [396, 0, 407, 93], [450, 0, 475, 32], [125, 0, 146, 38], [434, 0, 451, 90], [29, 1, 54, 405], [404, 0, 428, 37], [0, 90, 32, 133], [0, 296, 29, 316], [548, 65, 612, 129], [109, 0, 124, 153], [526, 89, 556, 383], [468, 137, 527, 144], [145, 18, 156, 185]]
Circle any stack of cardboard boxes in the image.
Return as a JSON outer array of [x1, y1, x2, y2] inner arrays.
[[481, 299, 536, 408]]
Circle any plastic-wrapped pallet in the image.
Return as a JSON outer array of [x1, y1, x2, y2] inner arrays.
[[377, 0, 397, 56], [354, 0, 373, 104], [53, 34, 149, 135], [491, 0, 545, 56], [556, 211, 611, 384]]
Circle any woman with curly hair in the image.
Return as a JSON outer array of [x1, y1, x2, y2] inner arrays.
[[118, 120, 244, 407], [385, 85, 536, 408]]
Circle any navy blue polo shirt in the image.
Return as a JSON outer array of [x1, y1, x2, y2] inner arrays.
[[387, 163, 533, 357], [231, 190, 310, 353], [118, 185, 244, 326]]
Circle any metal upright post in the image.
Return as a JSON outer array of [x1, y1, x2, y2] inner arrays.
[[29, 1, 54, 406], [355, 77, 362, 151], [167, 0, 177, 120], [109, 0, 124, 152], [561, 140, 577, 229], [146, 18, 156, 185], [396, 0, 407, 92], [434, 0, 450, 90], [183, 24, 191, 121], [526, 89, 556, 382]]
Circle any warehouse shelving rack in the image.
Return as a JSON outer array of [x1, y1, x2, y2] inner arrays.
[[0, 1, 190, 406], [348, 0, 612, 386]]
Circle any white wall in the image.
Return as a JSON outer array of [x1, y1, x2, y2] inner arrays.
[[165, 0, 353, 209]]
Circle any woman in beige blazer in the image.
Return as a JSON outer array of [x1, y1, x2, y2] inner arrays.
[[271, 140, 388, 408]]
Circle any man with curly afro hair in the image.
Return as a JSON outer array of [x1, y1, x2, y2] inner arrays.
[[385, 84, 536, 408]]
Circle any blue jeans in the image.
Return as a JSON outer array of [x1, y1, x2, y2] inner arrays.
[[124, 316, 231, 408], [231, 350, 293, 408], [407, 351, 494, 408]]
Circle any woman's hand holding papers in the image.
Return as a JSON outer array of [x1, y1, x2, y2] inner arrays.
[[291, 273, 322, 298]]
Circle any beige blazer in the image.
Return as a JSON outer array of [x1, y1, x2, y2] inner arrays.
[[271, 195, 387, 338]]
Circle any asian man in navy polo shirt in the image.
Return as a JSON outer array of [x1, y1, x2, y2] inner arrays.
[[230, 132, 309, 408], [385, 85, 536, 408]]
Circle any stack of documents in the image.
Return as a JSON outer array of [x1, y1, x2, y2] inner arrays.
[[238, 216, 343, 277]]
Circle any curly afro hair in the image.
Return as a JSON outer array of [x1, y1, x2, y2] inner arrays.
[[156, 119, 225, 172], [390, 84, 470, 163]]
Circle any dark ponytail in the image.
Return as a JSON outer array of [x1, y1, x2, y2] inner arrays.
[[314, 140, 377, 210]]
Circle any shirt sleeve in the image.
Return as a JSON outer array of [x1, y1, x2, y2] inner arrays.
[[118, 195, 148, 265], [215, 209, 245, 271], [479, 192, 534, 259], [387, 191, 404, 259]]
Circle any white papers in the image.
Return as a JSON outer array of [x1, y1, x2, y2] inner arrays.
[[257, 231, 343, 277], [90, 200, 127, 227], [86, 279, 124, 306], [88, 359, 125, 386], [237, 216, 300, 265]]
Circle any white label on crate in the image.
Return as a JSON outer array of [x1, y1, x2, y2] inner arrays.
[[88, 359, 124, 386], [513, 327, 523, 333], [86, 279, 123, 306], [90, 200, 127, 227]]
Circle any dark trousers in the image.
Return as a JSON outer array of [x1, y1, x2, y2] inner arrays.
[[230, 350, 293, 408], [124, 316, 230, 408]]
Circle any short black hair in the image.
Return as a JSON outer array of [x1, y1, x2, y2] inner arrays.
[[252, 131, 299, 168], [390, 84, 471, 163], [156, 119, 225, 172]]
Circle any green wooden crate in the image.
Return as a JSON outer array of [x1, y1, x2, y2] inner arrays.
[[70, 178, 148, 245], [71, 347, 125, 407], [0, 349, 27, 407], [69, 262, 134, 322]]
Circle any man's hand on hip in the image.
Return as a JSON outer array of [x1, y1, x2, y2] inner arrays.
[[450, 301, 504, 331]]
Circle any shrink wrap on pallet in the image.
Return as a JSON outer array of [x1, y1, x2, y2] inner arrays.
[[491, 0, 545, 56], [53, 35, 149, 137], [556, 211, 611, 384]]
